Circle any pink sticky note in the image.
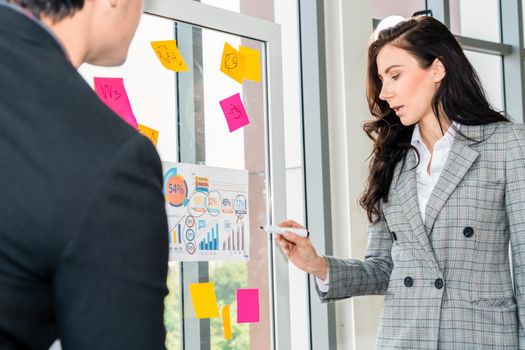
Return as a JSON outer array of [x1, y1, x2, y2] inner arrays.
[[236, 288, 259, 323], [94, 77, 138, 129], [219, 93, 250, 132]]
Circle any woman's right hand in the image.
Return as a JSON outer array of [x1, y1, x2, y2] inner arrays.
[[275, 219, 328, 280]]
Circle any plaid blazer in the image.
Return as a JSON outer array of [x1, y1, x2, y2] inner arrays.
[[317, 122, 525, 349]]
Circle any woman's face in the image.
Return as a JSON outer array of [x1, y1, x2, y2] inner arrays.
[[376, 44, 442, 126]]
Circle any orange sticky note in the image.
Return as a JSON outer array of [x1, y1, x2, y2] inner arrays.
[[137, 124, 159, 147], [220, 42, 245, 84], [151, 40, 189, 72], [189, 282, 219, 319], [239, 46, 261, 83], [221, 305, 232, 340]]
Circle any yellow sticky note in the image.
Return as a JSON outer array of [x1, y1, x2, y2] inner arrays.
[[151, 40, 189, 72], [220, 42, 245, 84], [137, 124, 159, 147], [189, 282, 219, 319], [222, 305, 232, 340], [240, 46, 261, 83]]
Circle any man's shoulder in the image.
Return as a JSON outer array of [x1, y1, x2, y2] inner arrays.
[[0, 33, 152, 185]]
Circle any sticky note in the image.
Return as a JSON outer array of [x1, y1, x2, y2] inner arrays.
[[222, 305, 232, 340], [137, 124, 159, 147], [94, 77, 137, 129], [236, 288, 259, 323], [189, 282, 219, 319], [240, 46, 261, 83], [219, 93, 250, 132], [151, 40, 189, 72], [220, 42, 245, 84]]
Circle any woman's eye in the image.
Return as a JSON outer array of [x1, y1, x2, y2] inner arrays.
[[391, 74, 399, 80]]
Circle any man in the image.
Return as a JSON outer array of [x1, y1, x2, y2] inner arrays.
[[0, 0, 169, 348]]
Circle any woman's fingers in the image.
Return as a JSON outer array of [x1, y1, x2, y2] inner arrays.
[[275, 235, 291, 256], [277, 219, 305, 229]]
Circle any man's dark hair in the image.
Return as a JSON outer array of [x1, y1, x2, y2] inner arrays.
[[9, 0, 84, 21]]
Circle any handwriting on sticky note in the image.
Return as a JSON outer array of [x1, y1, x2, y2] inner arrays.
[[94, 77, 137, 129], [236, 288, 259, 323], [189, 282, 219, 319], [222, 305, 233, 340], [219, 93, 250, 132], [239, 46, 261, 83], [151, 40, 189, 72], [220, 42, 245, 84], [137, 124, 159, 147]]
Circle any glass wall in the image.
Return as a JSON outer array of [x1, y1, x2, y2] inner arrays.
[[79, 5, 278, 348], [463, 51, 504, 111], [79, 12, 184, 349], [449, 0, 501, 42], [200, 1, 310, 349]]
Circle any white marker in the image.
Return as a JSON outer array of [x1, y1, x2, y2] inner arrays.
[[259, 225, 309, 238]]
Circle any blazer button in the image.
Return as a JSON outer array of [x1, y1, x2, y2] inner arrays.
[[391, 231, 397, 241], [463, 227, 474, 238], [404, 276, 413, 287], [434, 278, 444, 289]]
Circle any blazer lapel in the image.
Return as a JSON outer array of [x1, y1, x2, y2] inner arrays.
[[396, 150, 440, 269], [424, 124, 481, 233]]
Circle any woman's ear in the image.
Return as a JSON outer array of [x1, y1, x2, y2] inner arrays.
[[432, 58, 446, 83]]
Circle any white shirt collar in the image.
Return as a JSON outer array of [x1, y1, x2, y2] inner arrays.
[[411, 121, 460, 148]]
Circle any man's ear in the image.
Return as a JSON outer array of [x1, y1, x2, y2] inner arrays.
[[432, 57, 446, 83]]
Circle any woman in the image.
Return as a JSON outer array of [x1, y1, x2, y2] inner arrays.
[[277, 16, 525, 349]]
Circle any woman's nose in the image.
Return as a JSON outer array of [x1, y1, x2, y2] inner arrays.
[[379, 83, 392, 101]]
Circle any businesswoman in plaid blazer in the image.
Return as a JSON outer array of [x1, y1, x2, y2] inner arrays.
[[277, 15, 525, 349]]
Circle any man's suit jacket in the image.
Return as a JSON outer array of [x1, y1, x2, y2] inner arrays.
[[318, 121, 525, 349], [0, 5, 168, 349]]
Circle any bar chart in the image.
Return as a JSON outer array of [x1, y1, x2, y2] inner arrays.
[[169, 222, 182, 246], [222, 224, 245, 253], [199, 223, 220, 251]]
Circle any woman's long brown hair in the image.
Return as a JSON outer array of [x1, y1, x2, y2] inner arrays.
[[360, 16, 508, 223]]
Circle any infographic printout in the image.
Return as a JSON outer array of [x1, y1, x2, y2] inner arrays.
[[162, 162, 249, 261]]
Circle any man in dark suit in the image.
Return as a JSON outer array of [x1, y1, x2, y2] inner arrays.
[[0, 0, 169, 348]]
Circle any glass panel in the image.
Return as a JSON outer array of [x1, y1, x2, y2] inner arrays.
[[78, 13, 182, 350], [79, 9, 275, 349], [449, 0, 501, 42], [371, 0, 426, 20], [464, 51, 504, 111], [78, 14, 179, 162], [166, 264, 182, 349], [175, 18, 271, 350], [274, 1, 309, 349]]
